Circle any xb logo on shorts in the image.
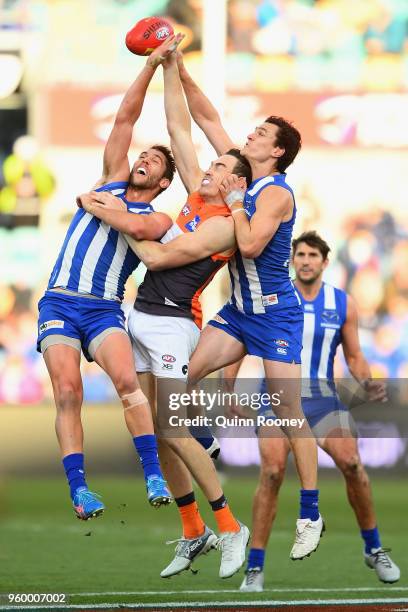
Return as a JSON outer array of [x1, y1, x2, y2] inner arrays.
[[181, 205, 191, 216], [162, 354, 176, 371]]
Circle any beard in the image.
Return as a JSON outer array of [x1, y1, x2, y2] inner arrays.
[[297, 271, 321, 285], [129, 171, 158, 191]]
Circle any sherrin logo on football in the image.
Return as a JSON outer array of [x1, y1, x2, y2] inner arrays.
[[126, 17, 174, 56]]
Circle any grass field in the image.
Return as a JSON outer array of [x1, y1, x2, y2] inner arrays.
[[0, 474, 407, 610]]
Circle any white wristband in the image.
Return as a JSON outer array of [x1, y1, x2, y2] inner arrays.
[[225, 190, 245, 207]]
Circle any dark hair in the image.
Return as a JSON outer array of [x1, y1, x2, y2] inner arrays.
[[265, 116, 302, 173], [225, 148, 253, 186], [292, 231, 331, 260], [151, 144, 176, 193]]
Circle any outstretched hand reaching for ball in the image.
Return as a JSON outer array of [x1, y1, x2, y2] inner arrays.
[[146, 33, 185, 69]]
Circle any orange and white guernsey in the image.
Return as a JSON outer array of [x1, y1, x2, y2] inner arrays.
[[134, 191, 234, 329]]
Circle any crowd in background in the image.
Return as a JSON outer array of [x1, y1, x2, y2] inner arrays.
[[227, 0, 408, 56], [1, 0, 407, 90]]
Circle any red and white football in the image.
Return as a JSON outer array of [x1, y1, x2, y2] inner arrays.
[[126, 17, 174, 56]]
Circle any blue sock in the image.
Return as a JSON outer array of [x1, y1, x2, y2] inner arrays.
[[62, 453, 87, 500], [133, 435, 162, 480], [300, 489, 319, 520], [361, 527, 381, 554], [247, 548, 265, 571]]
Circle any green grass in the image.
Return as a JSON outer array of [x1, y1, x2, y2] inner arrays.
[[0, 474, 407, 608]]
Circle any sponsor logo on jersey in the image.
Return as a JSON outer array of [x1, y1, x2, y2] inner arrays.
[[162, 354, 176, 363], [276, 347, 288, 355], [181, 205, 191, 216], [304, 303, 314, 311], [261, 293, 279, 307], [39, 320, 64, 333], [185, 215, 200, 232], [275, 339, 289, 347], [212, 314, 228, 325], [321, 310, 341, 329]]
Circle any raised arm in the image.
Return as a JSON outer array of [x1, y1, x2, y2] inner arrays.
[[163, 50, 203, 194], [177, 53, 234, 156], [100, 36, 182, 185], [125, 215, 235, 271]]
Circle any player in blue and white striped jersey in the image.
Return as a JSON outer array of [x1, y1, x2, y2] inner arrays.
[[241, 232, 399, 591], [177, 56, 322, 560], [36, 36, 183, 520]]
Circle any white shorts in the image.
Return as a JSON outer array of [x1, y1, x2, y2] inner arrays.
[[128, 309, 200, 379]]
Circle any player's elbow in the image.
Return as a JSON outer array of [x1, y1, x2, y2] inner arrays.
[[114, 113, 133, 128], [127, 226, 146, 240], [345, 352, 364, 372], [166, 120, 179, 138], [240, 243, 263, 259], [145, 257, 165, 272]]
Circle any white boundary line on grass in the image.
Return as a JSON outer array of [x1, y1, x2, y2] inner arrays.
[[1, 597, 408, 611], [70, 587, 408, 596]]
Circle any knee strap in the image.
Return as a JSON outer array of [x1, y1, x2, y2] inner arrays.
[[121, 389, 148, 411]]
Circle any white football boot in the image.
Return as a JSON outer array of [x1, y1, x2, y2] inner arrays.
[[216, 521, 250, 578], [160, 525, 217, 578], [240, 567, 264, 592], [290, 514, 325, 560], [364, 547, 400, 583]]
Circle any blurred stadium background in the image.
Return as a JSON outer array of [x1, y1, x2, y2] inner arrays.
[[1, 1, 408, 608], [1, 0, 408, 473]]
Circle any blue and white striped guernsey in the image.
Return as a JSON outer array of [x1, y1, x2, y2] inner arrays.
[[229, 174, 300, 315], [296, 282, 347, 396], [47, 181, 154, 302]]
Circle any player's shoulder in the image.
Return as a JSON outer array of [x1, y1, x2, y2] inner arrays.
[[323, 282, 347, 302], [186, 190, 204, 207], [322, 283, 348, 323], [95, 180, 129, 195], [249, 177, 292, 211], [247, 174, 292, 196]]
